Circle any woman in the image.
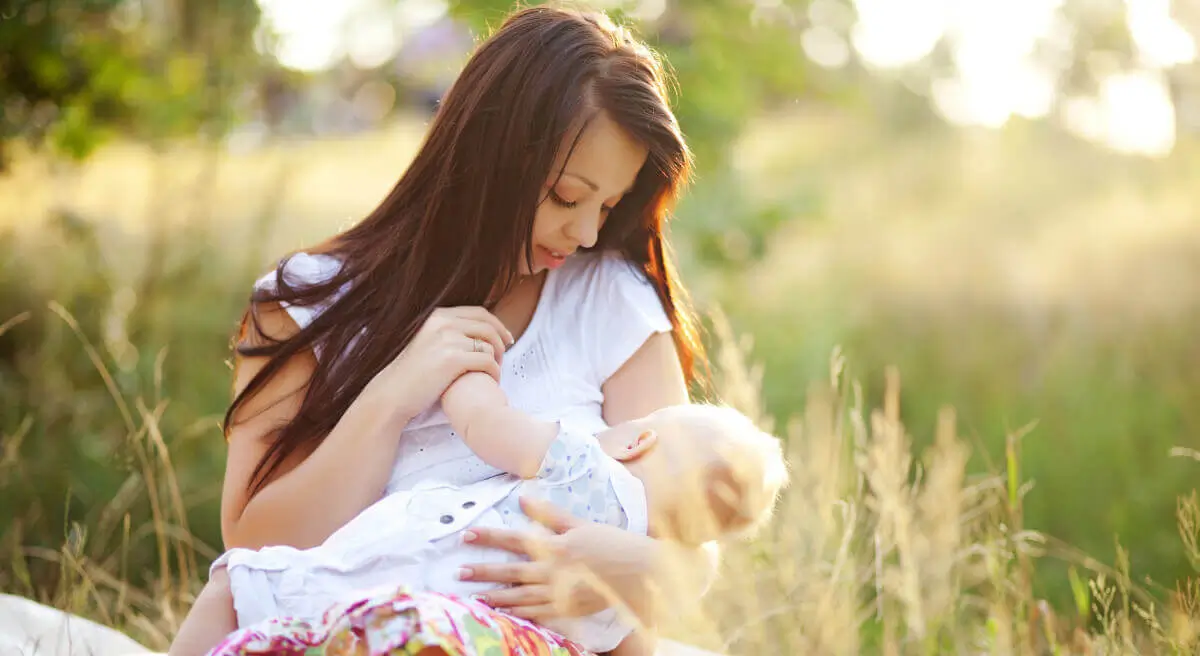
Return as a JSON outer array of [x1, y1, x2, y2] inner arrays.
[[215, 6, 714, 654]]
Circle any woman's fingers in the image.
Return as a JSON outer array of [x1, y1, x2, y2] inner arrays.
[[502, 603, 558, 622], [462, 527, 539, 557], [519, 496, 584, 535], [460, 560, 550, 586], [452, 318, 507, 365], [482, 580, 601, 619], [446, 307, 515, 347], [475, 584, 552, 609], [455, 351, 501, 381]]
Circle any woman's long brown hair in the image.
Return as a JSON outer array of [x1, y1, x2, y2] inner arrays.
[[228, 6, 705, 496]]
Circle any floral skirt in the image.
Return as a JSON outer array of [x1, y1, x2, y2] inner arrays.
[[208, 585, 592, 656]]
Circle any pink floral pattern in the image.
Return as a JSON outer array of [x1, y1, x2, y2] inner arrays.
[[208, 585, 592, 656]]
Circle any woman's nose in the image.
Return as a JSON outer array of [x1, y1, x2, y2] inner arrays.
[[568, 210, 601, 249]]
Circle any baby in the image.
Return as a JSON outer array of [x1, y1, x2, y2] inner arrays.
[[169, 371, 789, 655]]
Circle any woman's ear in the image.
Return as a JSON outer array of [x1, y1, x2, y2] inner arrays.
[[612, 429, 658, 462]]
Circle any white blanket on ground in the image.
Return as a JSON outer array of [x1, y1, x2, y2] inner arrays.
[[0, 594, 723, 656], [0, 594, 151, 656]]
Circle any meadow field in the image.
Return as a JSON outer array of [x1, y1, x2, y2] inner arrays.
[[2, 108, 1199, 653]]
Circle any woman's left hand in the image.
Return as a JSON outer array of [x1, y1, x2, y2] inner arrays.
[[459, 496, 658, 623]]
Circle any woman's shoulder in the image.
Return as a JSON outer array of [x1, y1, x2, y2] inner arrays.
[[544, 251, 672, 381], [552, 250, 654, 297], [252, 252, 349, 332], [254, 252, 344, 292]]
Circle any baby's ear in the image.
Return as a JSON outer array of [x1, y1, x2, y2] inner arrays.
[[609, 429, 658, 462]]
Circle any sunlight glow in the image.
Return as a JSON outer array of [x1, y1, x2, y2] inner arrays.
[[346, 15, 399, 70], [1060, 71, 1177, 157], [394, 0, 451, 33], [256, 0, 448, 72], [255, 0, 1195, 157], [1098, 71, 1177, 156], [802, 25, 851, 69], [630, 0, 667, 23], [1127, 0, 1196, 68], [257, 0, 348, 71], [851, 0, 949, 68], [852, 0, 1192, 155]]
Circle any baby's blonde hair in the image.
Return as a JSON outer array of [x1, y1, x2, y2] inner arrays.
[[660, 404, 790, 539]]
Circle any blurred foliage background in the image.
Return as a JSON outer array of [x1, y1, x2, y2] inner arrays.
[[2, 0, 1200, 647]]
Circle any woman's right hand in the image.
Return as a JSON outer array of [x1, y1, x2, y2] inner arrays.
[[462, 497, 664, 623], [365, 306, 514, 424]]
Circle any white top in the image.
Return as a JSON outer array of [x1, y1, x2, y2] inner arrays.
[[215, 425, 648, 651], [254, 250, 673, 493]]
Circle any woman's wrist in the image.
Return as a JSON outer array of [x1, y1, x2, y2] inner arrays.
[[631, 537, 716, 626], [600, 532, 666, 626], [356, 375, 419, 435]]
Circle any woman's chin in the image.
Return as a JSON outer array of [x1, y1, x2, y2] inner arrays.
[[520, 262, 552, 276]]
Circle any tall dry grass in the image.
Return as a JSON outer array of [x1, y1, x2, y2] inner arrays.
[[660, 313, 1200, 655], [1, 303, 202, 647], [709, 110, 1200, 608], [4, 291, 1200, 654]]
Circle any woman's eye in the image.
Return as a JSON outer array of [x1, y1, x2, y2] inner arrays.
[[548, 188, 578, 209]]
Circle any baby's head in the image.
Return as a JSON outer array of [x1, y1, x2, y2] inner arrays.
[[598, 404, 789, 545]]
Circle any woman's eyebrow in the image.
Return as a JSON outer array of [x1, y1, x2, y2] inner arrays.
[[562, 172, 600, 191], [563, 172, 636, 198]]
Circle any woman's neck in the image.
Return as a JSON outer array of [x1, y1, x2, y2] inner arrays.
[[490, 272, 547, 346]]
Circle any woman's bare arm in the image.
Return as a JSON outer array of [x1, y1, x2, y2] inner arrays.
[[221, 302, 510, 551], [601, 332, 689, 424], [220, 303, 410, 550], [600, 332, 718, 642]]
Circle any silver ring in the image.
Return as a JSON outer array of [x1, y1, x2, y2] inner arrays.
[[473, 337, 483, 353]]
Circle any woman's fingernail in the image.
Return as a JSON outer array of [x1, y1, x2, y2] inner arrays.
[[457, 567, 473, 580], [472, 594, 488, 603], [463, 530, 478, 543]]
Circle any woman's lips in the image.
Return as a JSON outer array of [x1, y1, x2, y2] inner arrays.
[[537, 246, 568, 270]]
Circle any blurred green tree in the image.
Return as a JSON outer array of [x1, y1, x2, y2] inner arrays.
[[447, 0, 822, 172], [0, 0, 264, 168]]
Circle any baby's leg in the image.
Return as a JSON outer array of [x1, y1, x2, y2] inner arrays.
[[169, 566, 238, 656]]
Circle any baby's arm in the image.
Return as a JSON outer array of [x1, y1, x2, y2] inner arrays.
[[441, 372, 558, 478]]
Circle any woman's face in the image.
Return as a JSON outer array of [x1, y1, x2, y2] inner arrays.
[[522, 111, 649, 276]]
